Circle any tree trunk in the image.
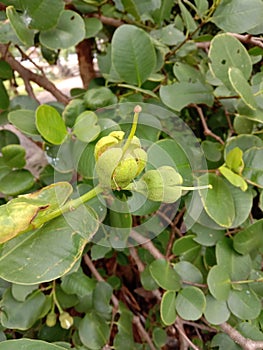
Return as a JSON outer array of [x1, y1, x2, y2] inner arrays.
[[75, 39, 96, 89]]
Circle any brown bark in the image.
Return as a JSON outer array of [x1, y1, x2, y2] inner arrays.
[[75, 39, 96, 89], [0, 43, 70, 105]]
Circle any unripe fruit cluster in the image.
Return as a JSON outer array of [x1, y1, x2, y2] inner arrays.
[[94, 130, 147, 190]]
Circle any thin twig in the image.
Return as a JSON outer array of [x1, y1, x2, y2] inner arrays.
[[175, 318, 201, 350], [129, 246, 145, 272], [0, 43, 70, 105], [83, 254, 157, 350], [220, 322, 263, 350], [129, 230, 165, 260], [196, 33, 263, 51], [133, 316, 157, 350], [194, 104, 225, 145]]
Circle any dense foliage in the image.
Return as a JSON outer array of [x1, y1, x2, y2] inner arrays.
[[0, 0, 263, 349]]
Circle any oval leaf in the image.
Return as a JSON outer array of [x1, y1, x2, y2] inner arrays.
[[0, 339, 65, 350], [8, 110, 39, 136], [149, 259, 181, 291], [112, 24, 156, 86], [0, 169, 34, 196], [0, 214, 87, 284], [228, 67, 257, 110], [160, 290, 177, 325], [79, 313, 110, 350], [175, 286, 206, 321], [73, 111, 100, 143], [227, 288, 261, 320], [209, 33, 252, 90], [39, 10, 85, 50], [36, 104, 67, 145], [20, 0, 64, 30], [207, 265, 231, 301], [204, 294, 230, 325], [198, 173, 235, 228], [160, 81, 214, 111], [6, 6, 34, 46], [233, 219, 263, 255], [212, 0, 263, 34]]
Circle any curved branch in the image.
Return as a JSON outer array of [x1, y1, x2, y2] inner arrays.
[[0, 43, 70, 105], [220, 322, 263, 350]]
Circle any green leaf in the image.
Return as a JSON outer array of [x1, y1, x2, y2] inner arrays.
[[149, 259, 181, 291], [0, 131, 19, 150], [108, 199, 132, 249], [243, 147, 263, 188], [233, 219, 263, 255], [0, 214, 87, 284], [207, 265, 231, 301], [175, 286, 206, 321], [8, 110, 39, 136], [160, 81, 214, 111], [152, 0, 174, 24], [39, 10, 85, 50], [172, 235, 201, 262], [111, 24, 156, 86], [0, 60, 12, 80], [212, 0, 263, 34], [225, 147, 244, 173], [79, 313, 110, 350], [0, 199, 43, 244], [173, 261, 203, 285], [20, 0, 64, 30], [227, 288, 261, 320], [228, 68, 257, 110], [178, 0, 197, 32], [173, 61, 204, 83], [160, 290, 177, 325], [219, 166, 248, 191], [226, 183, 252, 228], [83, 87, 118, 110], [204, 295, 230, 325], [211, 333, 241, 350], [152, 327, 167, 348], [0, 288, 49, 330], [216, 238, 252, 281], [61, 270, 96, 297], [6, 6, 34, 46], [0, 169, 34, 196], [225, 135, 263, 156], [114, 304, 134, 349], [84, 17, 102, 38], [198, 173, 235, 228], [36, 105, 67, 145], [151, 24, 185, 46], [62, 99, 86, 128], [93, 281, 112, 317], [11, 283, 38, 302], [140, 265, 159, 291], [209, 34, 252, 90], [233, 115, 255, 135], [73, 111, 101, 143], [2, 144, 26, 169], [0, 79, 9, 110], [146, 139, 193, 182], [0, 339, 65, 350], [74, 141, 96, 179]]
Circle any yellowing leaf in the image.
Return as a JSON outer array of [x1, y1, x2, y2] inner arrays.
[[0, 200, 47, 244]]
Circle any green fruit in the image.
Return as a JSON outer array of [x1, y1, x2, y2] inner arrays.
[[94, 130, 147, 190], [59, 312, 74, 330], [46, 312, 57, 327], [112, 156, 138, 189], [139, 166, 183, 203]]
